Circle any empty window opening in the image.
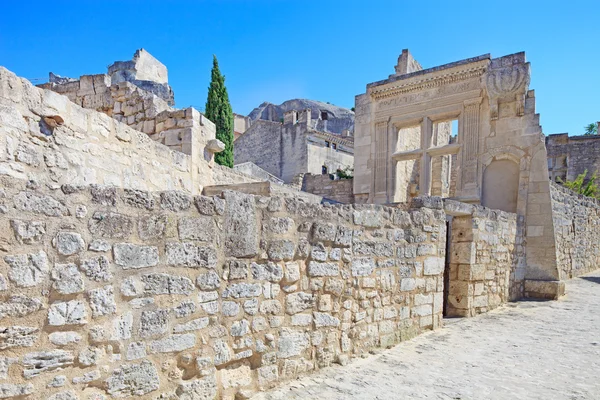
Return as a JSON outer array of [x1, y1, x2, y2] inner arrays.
[[432, 119, 458, 147], [322, 165, 328, 175], [325, 141, 330, 148], [332, 143, 337, 150], [321, 111, 328, 120]]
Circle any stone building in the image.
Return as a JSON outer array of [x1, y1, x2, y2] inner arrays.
[[546, 132, 600, 182], [234, 108, 354, 183], [354, 49, 565, 298]]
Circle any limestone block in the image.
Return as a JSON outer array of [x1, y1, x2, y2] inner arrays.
[[160, 191, 192, 212], [52, 263, 85, 294], [79, 256, 112, 282], [351, 258, 375, 277], [307, 261, 339, 277], [175, 375, 217, 400], [139, 309, 169, 338], [87, 285, 117, 317], [105, 360, 160, 397], [450, 242, 476, 264], [173, 317, 209, 333], [4, 250, 48, 287], [277, 329, 309, 359], [142, 273, 194, 295], [48, 300, 88, 326], [22, 350, 74, 378], [0, 384, 34, 398], [224, 191, 258, 258], [149, 333, 196, 353], [0, 326, 38, 349], [251, 262, 283, 282], [88, 212, 133, 238], [285, 292, 315, 315], [48, 331, 82, 346], [206, 139, 225, 153], [10, 219, 45, 244], [267, 240, 296, 261], [113, 243, 159, 269], [178, 217, 215, 241], [13, 191, 68, 216], [166, 242, 217, 268], [0, 296, 42, 319], [423, 257, 444, 276], [222, 283, 262, 299]]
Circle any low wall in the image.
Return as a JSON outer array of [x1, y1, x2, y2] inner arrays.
[[302, 174, 354, 204], [445, 201, 525, 317], [551, 182, 600, 279], [0, 67, 217, 195], [0, 176, 446, 399]]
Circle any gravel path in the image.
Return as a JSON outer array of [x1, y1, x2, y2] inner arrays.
[[256, 271, 600, 400]]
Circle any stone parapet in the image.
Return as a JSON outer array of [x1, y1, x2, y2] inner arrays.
[[302, 174, 354, 204], [0, 176, 446, 398]]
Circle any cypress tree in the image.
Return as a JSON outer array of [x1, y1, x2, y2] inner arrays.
[[205, 55, 234, 167]]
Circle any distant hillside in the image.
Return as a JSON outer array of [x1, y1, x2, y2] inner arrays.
[[248, 99, 354, 135]]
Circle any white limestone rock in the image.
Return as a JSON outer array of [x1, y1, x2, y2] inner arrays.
[[48, 332, 82, 346], [53, 232, 85, 256], [113, 243, 159, 269], [22, 350, 74, 378], [0, 296, 42, 319], [87, 285, 116, 317], [51, 263, 85, 294], [105, 360, 159, 397], [48, 300, 88, 326], [4, 250, 48, 287]]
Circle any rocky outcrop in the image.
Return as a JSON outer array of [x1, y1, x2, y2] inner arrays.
[[248, 99, 354, 135]]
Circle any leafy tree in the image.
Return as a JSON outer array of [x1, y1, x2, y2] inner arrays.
[[205, 55, 234, 167], [336, 166, 354, 180], [558, 170, 599, 198], [584, 123, 598, 135]]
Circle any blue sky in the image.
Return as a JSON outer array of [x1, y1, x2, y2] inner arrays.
[[1, 0, 598, 135]]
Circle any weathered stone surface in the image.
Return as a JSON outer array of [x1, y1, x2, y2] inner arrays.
[[48, 390, 79, 400], [174, 300, 196, 318], [87, 285, 117, 317], [251, 262, 284, 282], [226, 260, 248, 280], [0, 383, 34, 398], [0, 356, 16, 379], [46, 375, 66, 388], [111, 312, 133, 340], [48, 300, 88, 326], [313, 312, 340, 327], [4, 250, 48, 287], [22, 350, 74, 378], [166, 242, 216, 268], [80, 256, 112, 281], [105, 360, 159, 397], [0, 296, 42, 319], [277, 329, 309, 358], [49, 331, 82, 346], [307, 261, 339, 277], [212, 339, 233, 366], [90, 185, 116, 206], [351, 258, 375, 276], [148, 333, 195, 353], [160, 191, 191, 211], [178, 217, 215, 241], [142, 273, 194, 295], [311, 222, 337, 242], [267, 240, 295, 261], [139, 309, 169, 338], [196, 271, 220, 291], [175, 375, 217, 400], [224, 191, 258, 258], [264, 217, 295, 235], [13, 191, 67, 217], [10, 219, 45, 244], [88, 239, 111, 252], [126, 342, 146, 361], [54, 232, 85, 256], [78, 346, 104, 366], [286, 292, 315, 315], [52, 263, 85, 294], [222, 283, 262, 299], [173, 317, 209, 333], [284, 261, 301, 283], [0, 326, 38, 350], [113, 243, 159, 269], [138, 214, 168, 240], [88, 211, 133, 238], [122, 189, 155, 210]]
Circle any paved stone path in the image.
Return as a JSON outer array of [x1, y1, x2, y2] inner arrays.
[[256, 272, 600, 400]]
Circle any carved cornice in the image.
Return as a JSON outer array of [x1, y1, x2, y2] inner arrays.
[[369, 63, 487, 100]]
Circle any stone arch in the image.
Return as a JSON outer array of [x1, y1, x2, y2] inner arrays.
[[482, 158, 520, 213]]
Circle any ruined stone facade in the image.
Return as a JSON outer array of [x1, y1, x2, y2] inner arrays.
[[301, 174, 354, 204], [234, 109, 354, 184], [354, 50, 563, 298], [546, 133, 600, 182]]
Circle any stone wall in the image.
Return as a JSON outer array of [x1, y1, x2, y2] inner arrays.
[[445, 201, 525, 317], [302, 174, 354, 204], [0, 67, 219, 194], [0, 175, 446, 399], [550, 182, 600, 279], [546, 133, 600, 183]]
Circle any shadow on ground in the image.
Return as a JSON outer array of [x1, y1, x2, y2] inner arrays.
[[579, 276, 600, 285]]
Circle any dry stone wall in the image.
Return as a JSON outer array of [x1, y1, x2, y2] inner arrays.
[[0, 175, 446, 399], [446, 201, 525, 317], [550, 182, 600, 279]]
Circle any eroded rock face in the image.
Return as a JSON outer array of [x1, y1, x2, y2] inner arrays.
[[22, 350, 74, 378], [4, 251, 48, 287]]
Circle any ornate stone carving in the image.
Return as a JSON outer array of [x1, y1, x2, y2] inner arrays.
[[486, 58, 530, 120]]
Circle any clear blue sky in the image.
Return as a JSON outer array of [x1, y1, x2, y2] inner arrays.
[[1, 0, 598, 135]]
